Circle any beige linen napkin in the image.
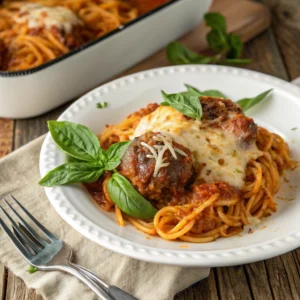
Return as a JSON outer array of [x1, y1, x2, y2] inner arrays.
[[0, 136, 210, 300]]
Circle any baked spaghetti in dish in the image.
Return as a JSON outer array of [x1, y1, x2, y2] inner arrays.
[[86, 97, 296, 243], [0, 0, 169, 71]]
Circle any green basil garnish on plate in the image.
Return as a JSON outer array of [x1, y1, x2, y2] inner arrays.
[[236, 89, 272, 112], [161, 90, 202, 120], [105, 141, 132, 170], [40, 121, 157, 218], [40, 121, 130, 186], [39, 162, 104, 187], [161, 86, 272, 120], [184, 84, 227, 98], [107, 173, 157, 219], [48, 121, 100, 162]]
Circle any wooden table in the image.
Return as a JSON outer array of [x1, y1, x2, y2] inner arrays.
[[1, 0, 300, 299]]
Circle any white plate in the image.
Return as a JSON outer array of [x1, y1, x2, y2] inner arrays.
[[40, 65, 300, 267]]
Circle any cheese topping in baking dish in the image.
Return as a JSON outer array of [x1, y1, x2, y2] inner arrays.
[[14, 3, 83, 33], [132, 105, 262, 189]]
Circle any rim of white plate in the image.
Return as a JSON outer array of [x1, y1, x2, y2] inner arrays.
[[40, 65, 300, 267]]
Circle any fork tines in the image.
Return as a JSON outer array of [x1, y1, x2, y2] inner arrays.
[[0, 195, 58, 261]]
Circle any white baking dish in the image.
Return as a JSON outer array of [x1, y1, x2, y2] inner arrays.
[[0, 0, 212, 119]]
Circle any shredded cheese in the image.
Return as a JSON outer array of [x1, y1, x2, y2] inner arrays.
[[158, 134, 177, 159], [141, 133, 187, 178], [174, 147, 188, 157], [141, 142, 158, 160], [153, 145, 169, 177]]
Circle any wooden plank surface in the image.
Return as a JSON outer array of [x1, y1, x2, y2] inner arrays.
[[175, 271, 219, 300], [244, 262, 273, 300], [5, 273, 42, 300], [0, 267, 6, 300], [1, 0, 300, 299], [0, 119, 14, 300], [264, 0, 300, 80]]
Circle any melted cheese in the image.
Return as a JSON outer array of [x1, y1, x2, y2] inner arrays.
[[132, 106, 262, 189], [14, 4, 82, 34]]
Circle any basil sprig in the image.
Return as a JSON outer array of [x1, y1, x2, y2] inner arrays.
[[40, 121, 157, 219], [48, 121, 100, 162], [105, 141, 132, 170], [184, 84, 272, 112], [39, 162, 104, 187], [161, 84, 272, 119], [39, 121, 131, 186], [161, 90, 202, 120], [107, 173, 157, 219], [167, 13, 251, 66], [185, 84, 227, 99], [236, 89, 272, 111], [167, 42, 213, 65]]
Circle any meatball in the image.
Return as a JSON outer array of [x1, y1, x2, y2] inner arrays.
[[201, 96, 243, 123], [223, 115, 257, 145], [200, 96, 258, 144], [118, 131, 194, 201]]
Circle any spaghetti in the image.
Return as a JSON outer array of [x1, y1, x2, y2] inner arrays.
[[85, 98, 297, 243], [0, 0, 167, 71]]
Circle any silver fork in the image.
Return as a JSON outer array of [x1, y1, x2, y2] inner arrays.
[[0, 195, 137, 300]]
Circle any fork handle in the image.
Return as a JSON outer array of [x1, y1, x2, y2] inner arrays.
[[56, 265, 113, 300], [70, 263, 138, 300]]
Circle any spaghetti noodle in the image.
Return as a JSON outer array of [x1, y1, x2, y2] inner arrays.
[[85, 98, 297, 243], [0, 0, 167, 71]]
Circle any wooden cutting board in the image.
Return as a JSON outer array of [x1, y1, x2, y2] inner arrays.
[[116, 0, 271, 77]]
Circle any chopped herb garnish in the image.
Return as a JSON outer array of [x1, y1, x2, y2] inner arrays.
[[96, 102, 108, 109], [28, 265, 38, 274], [291, 127, 298, 131], [235, 169, 242, 173]]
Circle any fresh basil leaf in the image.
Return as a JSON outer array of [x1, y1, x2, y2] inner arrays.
[[67, 155, 82, 163], [184, 84, 202, 97], [227, 33, 243, 58], [160, 101, 170, 106], [167, 42, 213, 65], [48, 121, 100, 162], [204, 12, 227, 33], [107, 173, 157, 219], [161, 90, 202, 120], [105, 141, 132, 170], [200, 90, 227, 98], [98, 148, 108, 164], [39, 162, 103, 187], [223, 58, 252, 64], [185, 84, 227, 98], [206, 29, 228, 52], [236, 89, 272, 112]]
